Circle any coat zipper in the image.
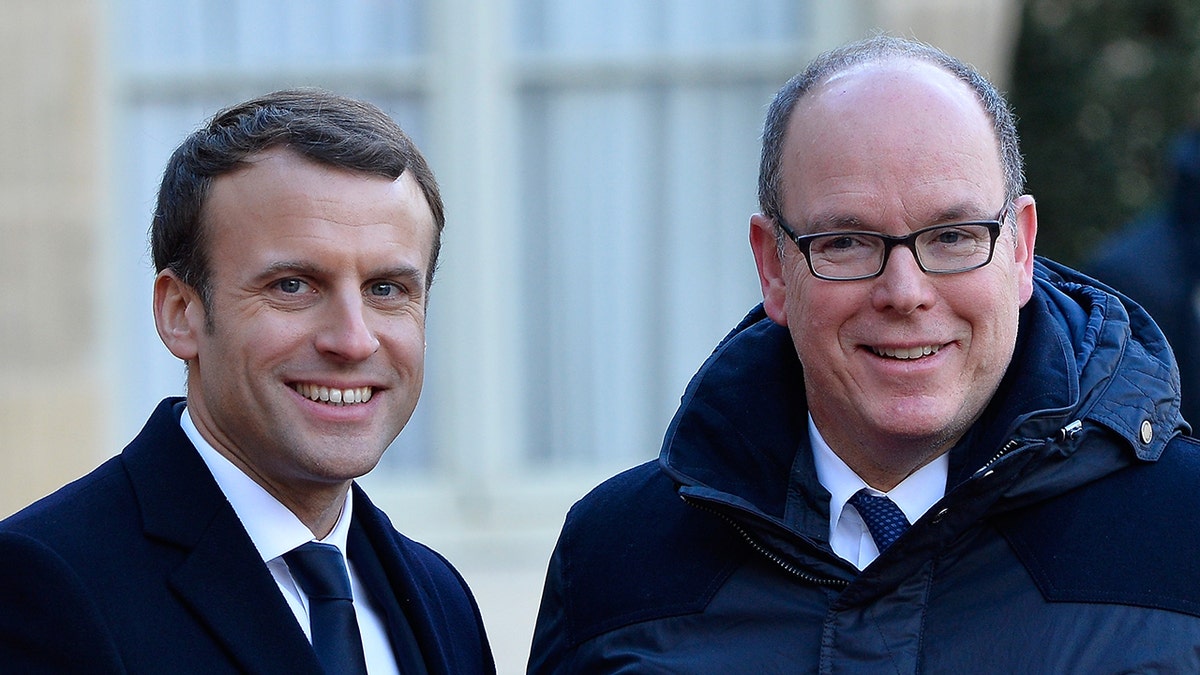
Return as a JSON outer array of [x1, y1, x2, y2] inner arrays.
[[678, 420, 1085, 590], [976, 419, 1084, 476], [681, 495, 850, 589]]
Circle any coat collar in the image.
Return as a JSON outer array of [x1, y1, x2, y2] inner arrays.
[[660, 259, 1186, 526], [123, 398, 322, 674], [349, 485, 494, 675], [124, 399, 491, 674]]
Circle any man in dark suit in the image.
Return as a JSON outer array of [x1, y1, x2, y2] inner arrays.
[[0, 89, 495, 674]]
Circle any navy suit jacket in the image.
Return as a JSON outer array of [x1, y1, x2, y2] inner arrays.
[[0, 398, 495, 674]]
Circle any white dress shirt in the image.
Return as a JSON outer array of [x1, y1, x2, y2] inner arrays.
[[809, 415, 948, 570], [182, 408, 400, 674]]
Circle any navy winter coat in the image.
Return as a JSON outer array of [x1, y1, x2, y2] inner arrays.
[[529, 259, 1200, 674], [0, 399, 495, 673]]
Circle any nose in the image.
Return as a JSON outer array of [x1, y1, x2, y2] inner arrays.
[[315, 291, 380, 361], [871, 245, 935, 314]]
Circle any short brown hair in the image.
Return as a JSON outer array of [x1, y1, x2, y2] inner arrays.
[[150, 88, 444, 310]]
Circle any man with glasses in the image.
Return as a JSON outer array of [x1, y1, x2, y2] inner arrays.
[[529, 36, 1200, 672]]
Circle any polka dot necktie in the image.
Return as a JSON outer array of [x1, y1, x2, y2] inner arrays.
[[848, 489, 911, 552]]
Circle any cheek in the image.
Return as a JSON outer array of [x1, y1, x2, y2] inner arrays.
[[788, 291, 851, 369], [788, 284, 853, 336], [962, 287, 1022, 370], [991, 302, 1022, 360], [380, 320, 427, 367], [243, 320, 310, 364]]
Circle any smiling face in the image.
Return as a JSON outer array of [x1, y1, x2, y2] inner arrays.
[[154, 147, 435, 525], [750, 59, 1037, 487]]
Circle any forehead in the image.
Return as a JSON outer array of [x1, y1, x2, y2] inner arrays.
[[203, 149, 436, 274], [781, 59, 1004, 223]]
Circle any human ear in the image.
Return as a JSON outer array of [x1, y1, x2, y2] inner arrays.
[[750, 213, 789, 326], [1009, 195, 1038, 307], [153, 269, 204, 361]]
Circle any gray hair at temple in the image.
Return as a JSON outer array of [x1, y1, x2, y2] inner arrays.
[[757, 35, 1025, 224]]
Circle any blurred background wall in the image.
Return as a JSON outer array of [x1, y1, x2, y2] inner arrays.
[[9, 0, 1144, 671], [1, 1, 110, 534]]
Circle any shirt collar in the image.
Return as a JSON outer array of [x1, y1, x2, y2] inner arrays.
[[809, 414, 948, 528], [180, 406, 354, 563]]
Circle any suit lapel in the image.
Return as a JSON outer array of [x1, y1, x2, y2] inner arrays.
[[123, 399, 322, 675], [349, 520, 429, 674], [169, 511, 320, 675], [350, 482, 489, 672]]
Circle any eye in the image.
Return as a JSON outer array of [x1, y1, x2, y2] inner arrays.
[[276, 278, 311, 294], [934, 230, 964, 244], [368, 281, 403, 297], [930, 226, 987, 246], [828, 236, 858, 250], [812, 233, 877, 255]]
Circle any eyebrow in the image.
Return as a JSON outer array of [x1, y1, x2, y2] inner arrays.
[[928, 203, 994, 223], [802, 203, 995, 234], [254, 261, 427, 292], [373, 265, 426, 293], [251, 261, 321, 284], [803, 214, 865, 234]]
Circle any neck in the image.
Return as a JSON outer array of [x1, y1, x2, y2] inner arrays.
[[215, 444, 351, 538], [841, 447, 944, 492], [276, 483, 351, 540], [815, 422, 955, 492]]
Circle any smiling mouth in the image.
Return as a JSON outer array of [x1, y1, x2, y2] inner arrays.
[[293, 383, 374, 405], [870, 345, 941, 360]]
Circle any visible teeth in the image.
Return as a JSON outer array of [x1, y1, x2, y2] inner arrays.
[[874, 345, 939, 359], [294, 383, 373, 405]]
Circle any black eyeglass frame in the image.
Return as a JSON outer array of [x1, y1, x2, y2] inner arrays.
[[774, 205, 1009, 281]]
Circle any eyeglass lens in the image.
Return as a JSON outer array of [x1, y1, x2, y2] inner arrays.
[[808, 223, 995, 279]]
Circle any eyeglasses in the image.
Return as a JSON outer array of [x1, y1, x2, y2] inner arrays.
[[775, 206, 1008, 281]]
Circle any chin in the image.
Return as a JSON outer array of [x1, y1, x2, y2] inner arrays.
[[310, 448, 388, 481], [870, 409, 958, 439]]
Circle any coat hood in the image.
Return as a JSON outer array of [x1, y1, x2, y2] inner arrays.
[[659, 257, 1185, 529], [1032, 257, 1184, 454]]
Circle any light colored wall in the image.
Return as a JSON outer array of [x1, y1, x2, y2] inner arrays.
[[0, 1, 109, 517]]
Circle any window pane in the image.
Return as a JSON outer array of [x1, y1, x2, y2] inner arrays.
[[520, 88, 659, 467], [518, 0, 808, 53], [115, 0, 423, 75], [515, 0, 809, 468], [519, 82, 768, 468]]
